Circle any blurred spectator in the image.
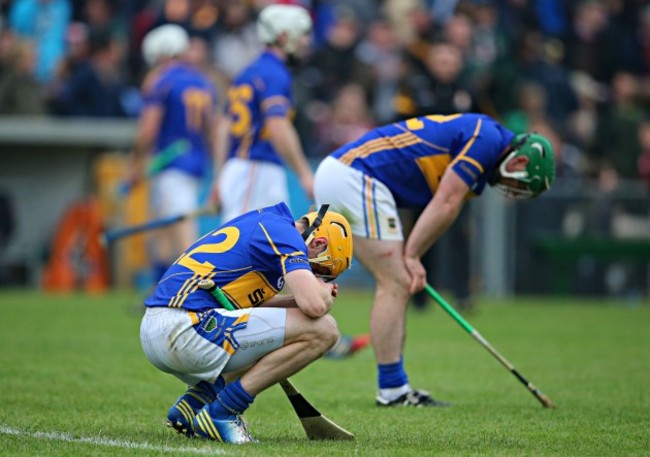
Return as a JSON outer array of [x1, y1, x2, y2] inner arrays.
[[530, 118, 586, 182], [492, 0, 538, 42], [638, 6, 650, 76], [395, 41, 477, 119], [356, 17, 402, 123], [488, 30, 577, 122], [311, 83, 374, 157], [398, 4, 439, 75], [383, 0, 425, 46], [187, 0, 220, 41], [564, 0, 617, 83], [212, 0, 260, 80], [305, 5, 373, 103], [423, 0, 460, 26], [592, 71, 646, 179], [502, 81, 548, 134], [9, 0, 71, 83], [463, 2, 509, 98], [47, 22, 90, 99], [637, 119, 650, 190], [0, 39, 46, 115], [50, 30, 132, 117], [569, 70, 607, 150], [83, 0, 127, 42]]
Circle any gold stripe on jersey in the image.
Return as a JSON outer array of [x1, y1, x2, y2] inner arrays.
[[258, 221, 290, 275], [448, 118, 483, 170], [458, 155, 484, 174], [221, 270, 279, 308], [338, 131, 422, 165], [168, 272, 216, 308], [168, 273, 199, 307], [415, 154, 452, 194]]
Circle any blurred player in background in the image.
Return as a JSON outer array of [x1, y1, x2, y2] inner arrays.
[[131, 24, 220, 281], [212, 4, 314, 223], [212, 4, 369, 359], [314, 113, 556, 406], [140, 203, 353, 443]]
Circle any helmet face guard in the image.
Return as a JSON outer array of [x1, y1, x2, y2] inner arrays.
[[301, 205, 353, 282], [493, 133, 556, 198]]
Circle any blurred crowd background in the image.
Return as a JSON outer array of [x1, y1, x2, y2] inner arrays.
[[1, 0, 650, 300], [2, 0, 650, 186]]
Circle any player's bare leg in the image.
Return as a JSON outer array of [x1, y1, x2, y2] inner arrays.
[[239, 309, 338, 394], [353, 235, 451, 407], [193, 309, 338, 442]]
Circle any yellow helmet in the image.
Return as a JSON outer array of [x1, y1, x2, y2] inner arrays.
[[301, 206, 353, 281]]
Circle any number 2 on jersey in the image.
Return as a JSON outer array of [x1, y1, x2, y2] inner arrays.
[[175, 227, 241, 276]]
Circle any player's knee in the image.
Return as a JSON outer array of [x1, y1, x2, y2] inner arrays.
[[313, 314, 339, 354], [377, 270, 411, 296]]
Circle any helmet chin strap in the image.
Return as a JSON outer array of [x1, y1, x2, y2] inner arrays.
[[301, 204, 329, 244]]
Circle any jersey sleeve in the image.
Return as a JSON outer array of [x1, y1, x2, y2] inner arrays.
[[250, 216, 311, 276], [259, 72, 292, 118], [142, 75, 167, 108], [450, 119, 504, 188]]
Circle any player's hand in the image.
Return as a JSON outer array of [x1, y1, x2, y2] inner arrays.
[[403, 255, 426, 294], [208, 181, 221, 208]]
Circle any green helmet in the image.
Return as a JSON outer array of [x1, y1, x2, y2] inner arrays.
[[494, 133, 556, 198]]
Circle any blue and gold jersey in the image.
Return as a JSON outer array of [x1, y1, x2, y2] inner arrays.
[[143, 62, 218, 177], [225, 51, 293, 165], [144, 202, 311, 312], [331, 113, 515, 207]]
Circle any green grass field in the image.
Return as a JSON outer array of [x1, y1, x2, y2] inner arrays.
[[0, 289, 648, 456]]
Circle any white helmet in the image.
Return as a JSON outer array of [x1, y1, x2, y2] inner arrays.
[[142, 24, 190, 67], [257, 4, 312, 55]]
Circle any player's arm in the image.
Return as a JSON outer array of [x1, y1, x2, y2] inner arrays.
[[263, 292, 298, 308], [403, 169, 470, 293], [265, 116, 314, 199], [283, 269, 334, 318], [210, 111, 229, 206], [131, 105, 163, 181]]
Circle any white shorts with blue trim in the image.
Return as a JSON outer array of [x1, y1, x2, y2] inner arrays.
[[140, 306, 286, 385], [314, 156, 403, 241]]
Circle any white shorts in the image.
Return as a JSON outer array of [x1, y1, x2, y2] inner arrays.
[[140, 306, 286, 385], [218, 158, 289, 223], [151, 169, 200, 218], [314, 157, 403, 241]]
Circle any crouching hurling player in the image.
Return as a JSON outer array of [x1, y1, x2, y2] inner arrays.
[[139, 203, 353, 443]]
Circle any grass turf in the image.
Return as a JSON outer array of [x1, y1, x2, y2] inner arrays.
[[0, 289, 648, 456]]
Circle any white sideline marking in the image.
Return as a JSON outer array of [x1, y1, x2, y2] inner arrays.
[[0, 425, 225, 455]]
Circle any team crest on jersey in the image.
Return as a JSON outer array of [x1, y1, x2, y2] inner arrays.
[[202, 316, 217, 332], [388, 218, 397, 230], [277, 277, 285, 290]]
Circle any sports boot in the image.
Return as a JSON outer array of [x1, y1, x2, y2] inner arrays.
[[376, 389, 452, 407], [193, 404, 255, 444], [166, 378, 224, 436]]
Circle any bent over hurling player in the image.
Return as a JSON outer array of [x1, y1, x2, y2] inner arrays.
[[139, 203, 353, 443], [314, 113, 556, 406], [213, 4, 314, 223], [132, 24, 220, 281]]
